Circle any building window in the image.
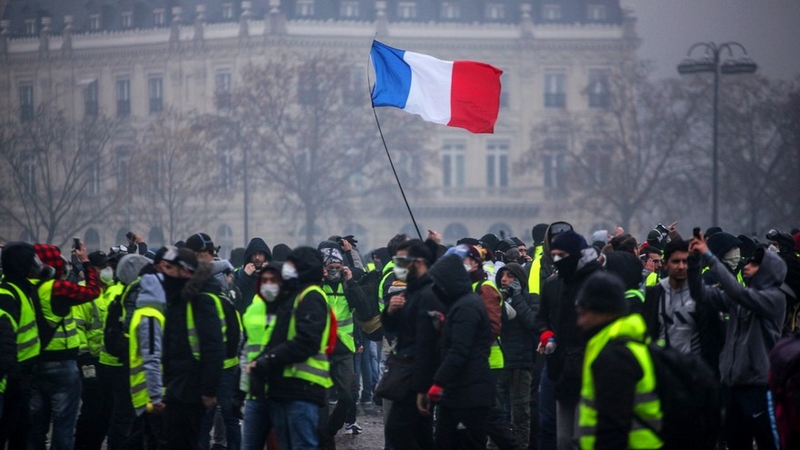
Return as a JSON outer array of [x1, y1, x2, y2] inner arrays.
[[222, 3, 234, 20], [22, 159, 36, 194], [486, 3, 505, 20], [218, 146, 234, 190], [441, 2, 461, 19], [116, 78, 131, 118], [443, 223, 470, 245], [148, 148, 165, 193], [18, 84, 34, 122], [587, 4, 607, 21], [88, 159, 101, 196], [543, 4, 562, 21], [85, 80, 99, 117], [542, 140, 566, 190], [84, 228, 101, 252], [116, 146, 132, 192], [587, 70, 610, 108], [500, 74, 509, 109], [585, 141, 611, 186], [487, 140, 509, 189], [89, 14, 101, 30], [217, 225, 234, 260], [148, 76, 163, 114], [442, 140, 465, 188], [340, 1, 359, 18], [153, 9, 165, 25], [544, 71, 566, 109], [25, 19, 36, 35], [397, 2, 417, 19], [296, 0, 315, 17], [215, 70, 232, 110], [121, 12, 132, 28]]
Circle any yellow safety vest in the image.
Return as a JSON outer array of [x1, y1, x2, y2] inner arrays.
[[645, 271, 659, 287], [527, 246, 544, 295], [323, 283, 355, 353], [0, 281, 40, 362], [242, 296, 278, 396], [626, 289, 645, 304], [473, 279, 504, 369], [206, 293, 242, 369], [30, 279, 80, 352], [0, 308, 17, 393], [73, 298, 103, 357], [578, 314, 663, 449], [99, 281, 136, 367], [128, 306, 165, 409], [282, 285, 333, 388]]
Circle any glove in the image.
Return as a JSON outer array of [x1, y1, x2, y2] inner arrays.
[[508, 279, 522, 295], [427, 384, 444, 403], [251, 355, 272, 378], [540, 330, 555, 348]]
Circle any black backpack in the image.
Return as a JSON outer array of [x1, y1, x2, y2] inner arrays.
[[103, 281, 139, 361], [615, 339, 721, 450]]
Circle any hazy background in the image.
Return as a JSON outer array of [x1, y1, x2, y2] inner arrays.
[[623, 0, 800, 81]]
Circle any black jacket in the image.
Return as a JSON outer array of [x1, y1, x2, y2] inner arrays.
[[162, 262, 225, 404], [264, 247, 329, 407], [429, 254, 493, 409], [234, 238, 272, 310], [495, 263, 539, 370], [0, 314, 17, 382], [381, 271, 446, 396]]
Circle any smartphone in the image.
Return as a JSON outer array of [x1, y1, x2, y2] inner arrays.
[[73, 237, 81, 250], [693, 227, 702, 239], [125, 231, 135, 242]]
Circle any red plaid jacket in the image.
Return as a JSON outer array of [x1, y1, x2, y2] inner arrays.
[[33, 244, 100, 306]]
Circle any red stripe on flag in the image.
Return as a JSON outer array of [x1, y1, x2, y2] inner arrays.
[[448, 61, 503, 134]]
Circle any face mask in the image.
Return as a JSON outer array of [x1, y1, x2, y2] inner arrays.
[[393, 266, 408, 282], [722, 248, 741, 272], [326, 269, 342, 283], [99, 267, 114, 285], [463, 263, 472, 273], [552, 254, 563, 262], [259, 283, 280, 302], [554, 254, 579, 280], [281, 263, 298, 280]]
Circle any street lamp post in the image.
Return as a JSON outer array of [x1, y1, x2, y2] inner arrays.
[[677, 42, 757, 227]]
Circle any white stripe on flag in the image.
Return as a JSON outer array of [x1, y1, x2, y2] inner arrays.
[[403, 51, 453, 126]]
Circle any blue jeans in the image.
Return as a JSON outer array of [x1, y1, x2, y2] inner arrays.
[[29, 360, 82, 450], [538, 361, 557, 450], [199, 367, 241, 450], [268, 399, 319, 450], [241, 399, 271, 450]]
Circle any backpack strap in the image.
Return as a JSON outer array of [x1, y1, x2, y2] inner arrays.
[[659, 287, 671, 349]]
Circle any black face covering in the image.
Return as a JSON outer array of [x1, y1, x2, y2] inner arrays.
[[161, 274, 187, 301], [432, 283, 450, 305], [554, 254, 580, 280]]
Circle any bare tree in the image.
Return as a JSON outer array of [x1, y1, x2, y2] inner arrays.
[[716, 76, 799, 234], [517, 61, 702, 231], [0, 106, 121, 246], [128, 109, 228, 244], [210, 52, 432, 244]]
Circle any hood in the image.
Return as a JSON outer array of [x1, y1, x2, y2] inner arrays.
[[577, 247, 600, 272], [750, 250, 787, 290], [255, 261, 283, 298], [116, 254, 152, 285], [210, 259, 234, 276], [181, 260, 217, 300], [34, 244, 65, 279], [428, 254, 472, 305], [707, 232, 742, 259], [244, 238, 272, 263], [495, 262, 528, 292], [135, 273, 166, 312], [286, 246, 324, 285], [271, 243, 292, 262], [2, 242, 39, 282], [604, 251, 644, 290]]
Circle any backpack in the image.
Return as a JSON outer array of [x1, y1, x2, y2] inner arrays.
[[769, 332, 800, 450], [103, 281, 140, 361], [615, 338, 721, 450], [352, 270, 384, 342]]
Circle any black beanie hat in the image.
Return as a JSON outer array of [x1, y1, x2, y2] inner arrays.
[[1, 242, 38, 281], [604, 251, 644, 290], [576, 271, 628, 315], [707, 232, 742, 259], [551, 230, 587, 257], [531, 224, 549, 245]]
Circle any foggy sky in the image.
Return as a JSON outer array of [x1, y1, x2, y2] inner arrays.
[[623, 0, 800, 81]]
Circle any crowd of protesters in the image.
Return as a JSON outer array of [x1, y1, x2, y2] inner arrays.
[[0, 221, 799, 450]]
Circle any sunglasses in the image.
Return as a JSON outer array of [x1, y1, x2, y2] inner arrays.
[[549, 222, 572, 236], [392, 255, 419, 267]]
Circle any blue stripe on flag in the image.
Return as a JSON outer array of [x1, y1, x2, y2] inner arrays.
[[370, 41, 412, 109]]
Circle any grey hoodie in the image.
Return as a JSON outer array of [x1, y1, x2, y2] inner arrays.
[[696, 250, 787, 386], [132, 273, 167, 415]]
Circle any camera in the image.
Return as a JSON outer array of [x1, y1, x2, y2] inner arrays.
[[655, 223, 669, 238], [125, 231, 135, 242]]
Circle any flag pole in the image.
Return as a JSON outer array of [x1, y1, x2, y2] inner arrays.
[[367, 47, 423, 241]]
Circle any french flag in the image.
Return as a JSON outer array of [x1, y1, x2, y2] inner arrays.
[[370, 40, 503, 134]]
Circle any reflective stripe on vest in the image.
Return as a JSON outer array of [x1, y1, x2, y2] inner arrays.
[[472, 279, 504, 369], [323, 283, 355, 353], [242, 297, 278, 397], [206, 293, 240, 369], [645, 271, 659, 287], [0, 282, 40, 362], [527, 246, 544, 295], [32, 278, 81, 353], [283, 285, 333, 388], [578, 314, 663, 449], [626, 289, 645, 303], [99, 282, 127, 366], [128, 307, 165, 409]]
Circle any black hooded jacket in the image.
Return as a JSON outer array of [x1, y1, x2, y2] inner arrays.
[[0, 242, 43, 375], [429, 254, 493, 409], [380, 269, 446, 396], [162, 261, 225, 404], [265, 247, 330, 407], [495, 263, 539, 369], [234, 238, 272, 309]]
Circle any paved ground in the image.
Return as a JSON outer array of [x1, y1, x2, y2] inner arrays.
[[334, 403, 386, 450]]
